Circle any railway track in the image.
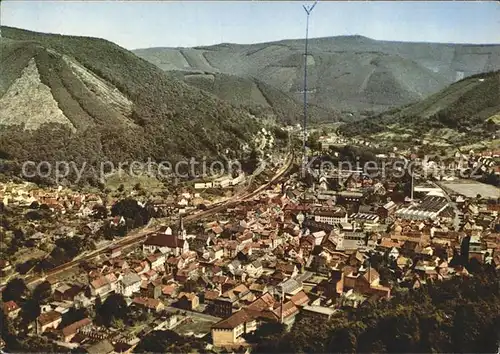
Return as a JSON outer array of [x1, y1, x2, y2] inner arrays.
[[13, 149, 295, 288]]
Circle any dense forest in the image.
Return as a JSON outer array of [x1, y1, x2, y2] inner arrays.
[[254, 271, 500, 353], [0, 26, 261, 183]]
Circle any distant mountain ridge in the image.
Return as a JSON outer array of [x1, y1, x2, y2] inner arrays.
[[134, 35, 500, 117]]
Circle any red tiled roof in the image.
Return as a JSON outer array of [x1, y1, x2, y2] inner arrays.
[[204, 290, 220, 301], [178, 292, 197, 301], [90, 276, 109, 290], [247, 292, 275, 312], [62, 318, 91, 337], [162, 284, 177, 296], [133, 297, 162, 310], [3, 301, 19, 313], [212, 309, 255, 330], [276, 263, 296, 274], [144, 233, 182, 248], [272, 301, 299, 319], [290, 290, 309, 306], [37, 310, 61, 326]]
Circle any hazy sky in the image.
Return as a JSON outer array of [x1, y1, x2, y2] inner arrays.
[[2, 1, 499, 49]]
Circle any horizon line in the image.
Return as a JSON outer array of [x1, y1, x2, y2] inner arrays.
[[2, 25, 500, 50]]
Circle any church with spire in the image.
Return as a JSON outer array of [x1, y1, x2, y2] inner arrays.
[[143, 215, 189, 256]]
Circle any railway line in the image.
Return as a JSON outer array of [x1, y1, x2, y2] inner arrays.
[[13, 149, 295, 288]]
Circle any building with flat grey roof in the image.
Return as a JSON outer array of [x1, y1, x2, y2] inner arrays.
[[302, 305, 337, 319]]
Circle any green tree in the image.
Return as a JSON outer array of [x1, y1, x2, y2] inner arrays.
[[97, 293, 129, 327], [306, 131, 321, 152], [134, 330, 200, 353], [2, 278, 28, 303], [33, 281, 52, 303], [20, 298, 41, 328], [0, 310, 20, 350]]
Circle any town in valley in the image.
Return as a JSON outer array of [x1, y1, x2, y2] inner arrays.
[[0, 1, 499, 353]]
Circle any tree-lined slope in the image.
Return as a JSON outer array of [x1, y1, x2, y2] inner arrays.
[[340, 70, 500, 144], [0, 26, 260, 172], [166, 70, 338, 124]]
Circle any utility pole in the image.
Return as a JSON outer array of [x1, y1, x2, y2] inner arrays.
[[280, 286, 284, 324], [302, 1, 318, 169], [410, 173, 414, 201]]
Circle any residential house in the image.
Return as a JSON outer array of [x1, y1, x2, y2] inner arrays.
[[300, 235, 316, 255], [212, 284, 253, 318], [141, 269, 159, 283], [109, 246, 122, 259], [302, 305, 337, 320], [61, 318, 92, 342], [211, 291, 300, 347], [378, 201, 397, 219], [54, 284, 83, 302], [208, 246, 224, 261], [193, 234, 213, 251], [227, 260, 243, 276], [176, 292, 199, 311], [132, 297, 165, 312], [353, 268, 391, 299], [131, 260, 151, 275], [271, 301, 300, 327], [211, 309, 257, 347], [245, 260, 263, 278], [117, 272, 142, 297], [289, 290, 309, 307], [146, 253, 165, 271], [162, 284, 178, 298], [3, 301, 20, 319], [278, 278, 303, 296], [203, 289, 221, 305], [104, 258, 129, 271], [90, 273, 118, 297], [37, 310, 62, 334], [142, 280, 163, 299], [249, 283, 268, 296], [315, 269, 344, 299]]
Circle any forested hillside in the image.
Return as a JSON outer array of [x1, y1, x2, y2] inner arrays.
[[0, 26, 261, 184], [340, 71, 500, 144], [255, 271, 500, 353]]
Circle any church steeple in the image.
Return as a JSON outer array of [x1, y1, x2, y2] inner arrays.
[[178, 215, 186, 240]]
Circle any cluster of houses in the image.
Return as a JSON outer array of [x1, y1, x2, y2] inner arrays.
[[0, 182, 105, 216], [1, 159, 498, 352]]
